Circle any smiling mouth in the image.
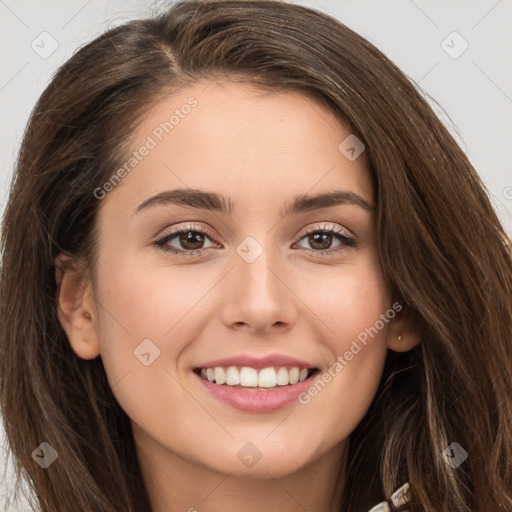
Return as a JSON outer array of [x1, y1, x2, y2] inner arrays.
[[193, 366, 320, 390]]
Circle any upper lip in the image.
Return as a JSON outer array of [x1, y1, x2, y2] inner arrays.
[[195, 353, 318, 370]]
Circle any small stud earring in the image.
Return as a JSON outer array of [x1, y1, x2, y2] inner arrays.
[[397, 335, 402, 342]]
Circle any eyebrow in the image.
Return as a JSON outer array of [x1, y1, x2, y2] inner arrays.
[[134, 188, 375, 216]]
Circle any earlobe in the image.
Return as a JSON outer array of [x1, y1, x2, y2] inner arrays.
[[386, 304, 421, 353], [387, 331, 421, 353], [55, 253, 100, 360]]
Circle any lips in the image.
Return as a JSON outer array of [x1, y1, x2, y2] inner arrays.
[[194, 368, 320, 412], [193, 353, 321, 412], [195, 353, 318, 370]]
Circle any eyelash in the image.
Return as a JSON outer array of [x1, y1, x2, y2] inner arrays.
[[153, 222, 357, 257]]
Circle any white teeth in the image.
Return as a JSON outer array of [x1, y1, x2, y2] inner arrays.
[[276, 367, 289, 385], [257, 367, 277, 388], [289, 367, 299, 384], [239, 367, 258, 387], [225, 366, 240, 385], [198, 365, 314, 387], [214, 367, 226, 385]]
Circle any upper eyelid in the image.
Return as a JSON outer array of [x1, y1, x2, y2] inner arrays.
[[156, 222, 354, 241], [156, 223, 217, 242], [301, 222, 354, 238]]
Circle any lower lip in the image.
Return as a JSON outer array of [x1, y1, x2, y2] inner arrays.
[[194, 371, 319, 412]]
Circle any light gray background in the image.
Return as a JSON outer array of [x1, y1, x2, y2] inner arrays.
[[1, 0, 511, 510]]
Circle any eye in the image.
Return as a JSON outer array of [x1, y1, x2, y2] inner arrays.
[[153, 223, 218, 256], [153, 222, 357, 257], [293, 223, 357, 255]]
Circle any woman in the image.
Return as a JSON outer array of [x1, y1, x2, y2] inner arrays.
[[1, 1, 511, 511]]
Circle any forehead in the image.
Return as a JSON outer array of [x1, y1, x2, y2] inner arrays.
[[101, 79, 373, 215]]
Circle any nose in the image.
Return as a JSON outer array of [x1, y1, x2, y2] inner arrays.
[[217, 240, 298, 335]]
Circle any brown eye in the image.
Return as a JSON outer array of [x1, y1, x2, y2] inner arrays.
[[295, 224, 357, 255], [306, 232, 335, 251], [154, 224, 218, 255], [177, 230, 206, 250]]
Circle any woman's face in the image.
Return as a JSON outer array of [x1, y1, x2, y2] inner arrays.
[[63, 79, 402, 482]]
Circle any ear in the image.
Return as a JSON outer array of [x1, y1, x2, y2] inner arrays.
[[55, 253, 100, 360], [385, 301, 421, 353]]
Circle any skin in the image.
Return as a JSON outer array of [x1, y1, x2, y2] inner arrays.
[[56, 78, 420, 512]]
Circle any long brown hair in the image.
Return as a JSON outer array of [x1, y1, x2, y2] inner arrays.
[[1, 1, 511, 510]]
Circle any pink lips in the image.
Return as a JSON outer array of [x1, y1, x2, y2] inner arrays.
[[195, 372, 318, 412], [194, 353, 319, 413], [195, 353, 316, 370]]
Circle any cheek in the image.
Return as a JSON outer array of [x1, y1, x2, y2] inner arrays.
[[292, 256, 390, 436], [92, 251, 221, 411], [302, 249, 391, 353], [296, 344, 387, 451], [333, 279, 390, 357], [96, 240, 215, 339], [91, 261, 199, 434]]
